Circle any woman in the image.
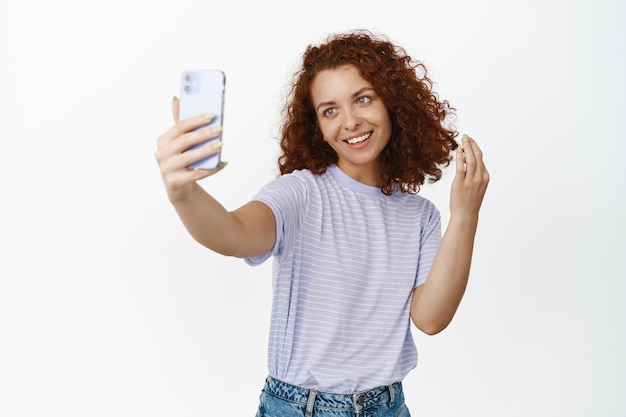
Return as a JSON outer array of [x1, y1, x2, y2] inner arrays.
[[155, 29, 489, 417]]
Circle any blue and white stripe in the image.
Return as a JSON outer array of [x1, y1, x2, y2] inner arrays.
[[246, 165, 441, 393]]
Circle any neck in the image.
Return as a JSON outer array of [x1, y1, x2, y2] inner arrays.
[[336, 161, 381, 187]]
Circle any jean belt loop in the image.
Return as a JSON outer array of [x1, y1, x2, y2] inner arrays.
[[388, 383, 395, 407], [305, 388, 317, 417]]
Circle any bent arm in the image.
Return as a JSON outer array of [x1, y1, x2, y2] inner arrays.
[[156, 97, 276, 259], [411, 135, 489, 335]]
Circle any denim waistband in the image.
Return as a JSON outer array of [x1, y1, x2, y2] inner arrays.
[[263, 375, 402, 413]]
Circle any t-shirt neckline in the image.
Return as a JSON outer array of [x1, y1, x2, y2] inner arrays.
[[327, 165, 387, 197]]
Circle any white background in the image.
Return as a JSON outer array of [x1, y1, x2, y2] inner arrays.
[[1, 0, 625, 416]]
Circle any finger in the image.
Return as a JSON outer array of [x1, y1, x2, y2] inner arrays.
[[464, 134, 484, 156], [461, 133, 477, 175], [172, 96, 180, 122], [157, 138, 222, 178], [199, 161, 229, 173], [187, 160, 229, 178], [468, 137, 485, 165], [157, 113, 218, 149], [455, 142, 465, 176], [461, 135, 490, 192], [170, 138, 223, 171], [156, 127, 222, 178], [465, 135, 488, 175], [172, 125, 223, 157]]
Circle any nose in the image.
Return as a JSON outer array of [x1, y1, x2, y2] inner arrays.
[[343, 108, 361, 131]]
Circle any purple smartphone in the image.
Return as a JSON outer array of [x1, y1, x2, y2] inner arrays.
[[179, 69, 226, 169]]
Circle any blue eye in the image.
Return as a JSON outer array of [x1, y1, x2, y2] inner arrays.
[[323, 108, 336, 117], [357, 96, 372, 105]]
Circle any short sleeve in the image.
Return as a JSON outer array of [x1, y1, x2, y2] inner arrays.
[[414, 202, 442, 288], [244, 173, 308, 267]]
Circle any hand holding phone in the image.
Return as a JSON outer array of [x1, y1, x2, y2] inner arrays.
[[179, 69, 226, 169]]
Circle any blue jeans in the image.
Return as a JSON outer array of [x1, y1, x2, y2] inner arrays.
[[255, 376, 411, 417]]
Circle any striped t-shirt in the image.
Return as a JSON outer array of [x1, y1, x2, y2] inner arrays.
[[246, 165, 441, 393]]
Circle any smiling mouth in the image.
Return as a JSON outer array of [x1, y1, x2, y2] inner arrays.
[[345, 131, 372, 145]]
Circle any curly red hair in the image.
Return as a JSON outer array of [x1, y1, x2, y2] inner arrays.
[[277, 30, 459, 195]]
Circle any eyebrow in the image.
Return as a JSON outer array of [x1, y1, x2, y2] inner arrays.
[[315, 87, 375, 112]]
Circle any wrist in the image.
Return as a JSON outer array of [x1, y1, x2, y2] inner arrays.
[[447, 213, 479, 233]]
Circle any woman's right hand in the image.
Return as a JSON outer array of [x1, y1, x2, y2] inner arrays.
[[154, 97, 226, 202]]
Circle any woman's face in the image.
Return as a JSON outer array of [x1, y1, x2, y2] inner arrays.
[[310, 65, 392, 186]]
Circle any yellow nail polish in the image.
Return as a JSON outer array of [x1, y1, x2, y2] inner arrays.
[[204, 113, 216, 120], [462, 133, 469, 142], [218, 161, 229, 169], [212, 141, 223, 150], [209, 126, 223, 134]]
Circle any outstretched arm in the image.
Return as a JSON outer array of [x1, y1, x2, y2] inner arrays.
[[154, 98, 276, 258], [411, 134, 489, 335]]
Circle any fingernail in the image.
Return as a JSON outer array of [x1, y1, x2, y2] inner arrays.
[[212, 141, 223, 150], [218, 161, 228, 169], [173, 96, 178, 101], [462, 133, 469, 142], [457, 145, 464, 153], [208, 126, 223, 134], [204, 113, 216, 120]]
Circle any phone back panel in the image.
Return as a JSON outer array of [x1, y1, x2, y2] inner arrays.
[[179, 69, 226, 169]]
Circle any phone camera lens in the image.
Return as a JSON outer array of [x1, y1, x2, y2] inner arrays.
[[184, 74, 191, 82], [184, 85, 190, 92]]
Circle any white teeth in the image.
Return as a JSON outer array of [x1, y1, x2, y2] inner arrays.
[[346, 132, 371, 145]]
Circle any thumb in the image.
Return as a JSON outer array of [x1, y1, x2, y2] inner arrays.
[[172, 96, 180, 123]]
